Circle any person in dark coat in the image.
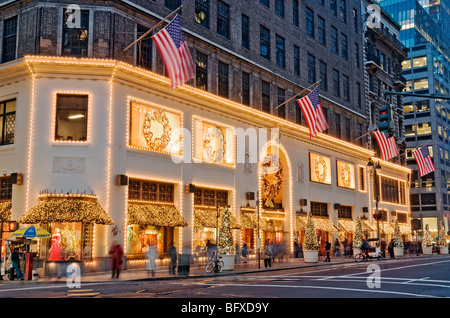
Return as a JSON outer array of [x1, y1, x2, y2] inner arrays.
[[168, 243, 177, 275], [324, 241, 331, 262], [388, 239, 395, 259], [11, 248, 23, 280], [109, 241, 123, 278], [242, 241, 248, 263]]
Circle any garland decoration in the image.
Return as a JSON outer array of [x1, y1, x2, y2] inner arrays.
[[314, 156, 328, 183], [261, 154, 283, 203], [340, 163, 352, 188], [204, 127, 225, 163], [143, 109, 172, 152]]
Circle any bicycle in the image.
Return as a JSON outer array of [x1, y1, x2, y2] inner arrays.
[[355, 250, 383, 262], [206, 253, 224, 273]]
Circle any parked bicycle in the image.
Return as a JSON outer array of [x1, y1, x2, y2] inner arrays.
[[206, 253, 224, 273]]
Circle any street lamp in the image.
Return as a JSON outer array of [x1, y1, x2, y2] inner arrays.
[[215, 204, 220, 272], [368, 158, 382, 244]]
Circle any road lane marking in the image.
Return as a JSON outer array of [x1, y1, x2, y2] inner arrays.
[[169, 282, 438, 298]]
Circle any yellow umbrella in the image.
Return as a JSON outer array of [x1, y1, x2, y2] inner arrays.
[[12, 225, 51, 238]]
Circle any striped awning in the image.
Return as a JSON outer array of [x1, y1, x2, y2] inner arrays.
[[0, 201, 12, 222], [398, 223, 411, 235], [380, 222, 395, 235], [194, 208, 241, 229], [296, 215, 338, 232], [128, 204, 187, 227], [361, 219, 377, 232], [338, 219, 356, 233], [240, 212, 272, 231]]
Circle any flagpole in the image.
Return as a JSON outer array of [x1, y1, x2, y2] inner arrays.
[[274, 80, 320, 110], [122, 5, 182, 52]]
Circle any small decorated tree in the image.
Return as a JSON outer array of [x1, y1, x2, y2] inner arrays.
[[304, 212, 318, 251], [439, 224, 448, 248], [422, 224, 433, 247], [218, 207, 235, 255], [393, 220, 403, 248], [353, 217, 364, 249]]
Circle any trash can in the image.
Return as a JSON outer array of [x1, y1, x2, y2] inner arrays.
[[177, 254, 191, 275]]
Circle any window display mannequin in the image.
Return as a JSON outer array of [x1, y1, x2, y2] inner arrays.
[[49, 228, 62, 261]]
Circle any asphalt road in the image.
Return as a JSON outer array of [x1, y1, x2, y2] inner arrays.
[[1, 256, 449, 303]]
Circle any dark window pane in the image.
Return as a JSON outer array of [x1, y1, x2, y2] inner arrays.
[[62, 9, 89, 57], [2, 16, 17, 63], [55, 94, 88, 141]]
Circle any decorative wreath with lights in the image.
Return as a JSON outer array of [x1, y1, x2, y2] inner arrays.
[[314, 157, 328, 183], [204, 127, 225, 163], [261, 154, 283, 200], [340, 163, 352, 188], [143, 109, 172, 152]]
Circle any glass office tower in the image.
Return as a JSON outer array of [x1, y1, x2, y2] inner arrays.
[[378, 0, 450, 239]]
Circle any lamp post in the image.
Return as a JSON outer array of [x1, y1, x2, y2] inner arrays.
[[215, 204, 220, 272], [368, 158, 382, 244], [256, 191, 261, 269]]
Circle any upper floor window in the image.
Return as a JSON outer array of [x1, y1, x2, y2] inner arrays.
[[260, 0, 270, 8], [293, 0, 299, 27], [276, 35, 285, 68], [0, 99, 15, 146], [217, 1, 230, 39], [339, 0, 347, 23], [196, 51, 208, 91], [260, 25, 271, 60], [218, 61, 229, 98], [275, 0, 285, 17], [62, 9, 89, 57], [241, 14, 250, 50], [2, 16, 17, 63], [55, 94, 88, 142], [136, 24, 152, 70], [165, 0, 181, 11], [306, 8, 315, 37], [195, 0, 210, 28], [0, 176, 12, 201]]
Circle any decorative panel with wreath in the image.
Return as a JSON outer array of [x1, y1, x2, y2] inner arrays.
[[336, 160, 355, 189], [309, 152, 332, 185], [193, 117, 234, 165], [129, 101, 182, 156]]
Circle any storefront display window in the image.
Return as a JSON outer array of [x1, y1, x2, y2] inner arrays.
[[126, 225, 167, 258], [44, 222, 93, 261]]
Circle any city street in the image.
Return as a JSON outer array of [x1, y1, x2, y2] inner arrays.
[[0, 256, 449, 299]]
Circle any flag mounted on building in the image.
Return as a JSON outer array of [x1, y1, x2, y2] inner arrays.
[[152, 14, 195, 89], [413, 145, 435, 177], [297, 86, 328, 139], [372, 131, 399, 161]]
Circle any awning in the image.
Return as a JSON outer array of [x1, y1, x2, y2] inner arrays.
[[240, 212, 272, 231], [338, 219, 356, 233], [18, 199, 114, 225], [296, 215, 338, 232], [194, 209, 241, 229], [398, 223, 411, 235], [361, 219, 377, 232], [128, 204, 187, 227], [0, 201, 12, 222], [380, 222, 395, 235]]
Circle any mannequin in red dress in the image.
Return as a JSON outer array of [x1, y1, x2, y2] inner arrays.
[[49, 228, 62, 261]]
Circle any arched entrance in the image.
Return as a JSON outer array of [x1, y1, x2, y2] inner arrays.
[[258, 141, 293, 256]]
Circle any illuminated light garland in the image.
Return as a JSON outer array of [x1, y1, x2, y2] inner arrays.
[[357, 165, 367, 193], [25, 62, 36, 211], [0, 201, 12, 221], [128, 204, 187, 227]]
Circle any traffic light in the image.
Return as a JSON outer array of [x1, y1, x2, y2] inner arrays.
[[378, 104, 394, 132], [7, 221, 18, 232]]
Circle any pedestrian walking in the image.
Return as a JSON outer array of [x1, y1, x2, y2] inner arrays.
[[324, 241, 331, 262], [109, 241, 123, 278], [264, 242, 273, 268], [388, 239, 395, 259], [294, 239, 300, 258], [168, 243, 177, 275], [10, 248, 23, 280], [241, 241, 248, 263], [334, 238, 340, 256], [380, 238, 387, 258], [145, 243, 158, 277]]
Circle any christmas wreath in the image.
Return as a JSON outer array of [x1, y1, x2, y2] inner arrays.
[[143, 109, 172, 152], [261, 154, 283, 201], [204, 127, 225, 163]]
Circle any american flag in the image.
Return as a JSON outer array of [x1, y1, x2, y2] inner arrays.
[[373, 131, 399, 161], [297, 87, 328, 138], [413, 145, 435, 177], [152, 14, 195, 89]]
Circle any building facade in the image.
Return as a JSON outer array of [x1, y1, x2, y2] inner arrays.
[[379, 0, 450, 238], [0, 0, 411, 272]]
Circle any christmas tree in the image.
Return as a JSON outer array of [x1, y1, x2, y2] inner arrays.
[[393, 220, 403, 248], [304, 212, 318, 251], [218, 207, 235, 254], [422, 224, 432, 247], [353, 217, 363, 249], [439, 224, 448, 248]]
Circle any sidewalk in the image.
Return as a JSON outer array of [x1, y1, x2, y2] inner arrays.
[[3, 253, 441, 284]]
